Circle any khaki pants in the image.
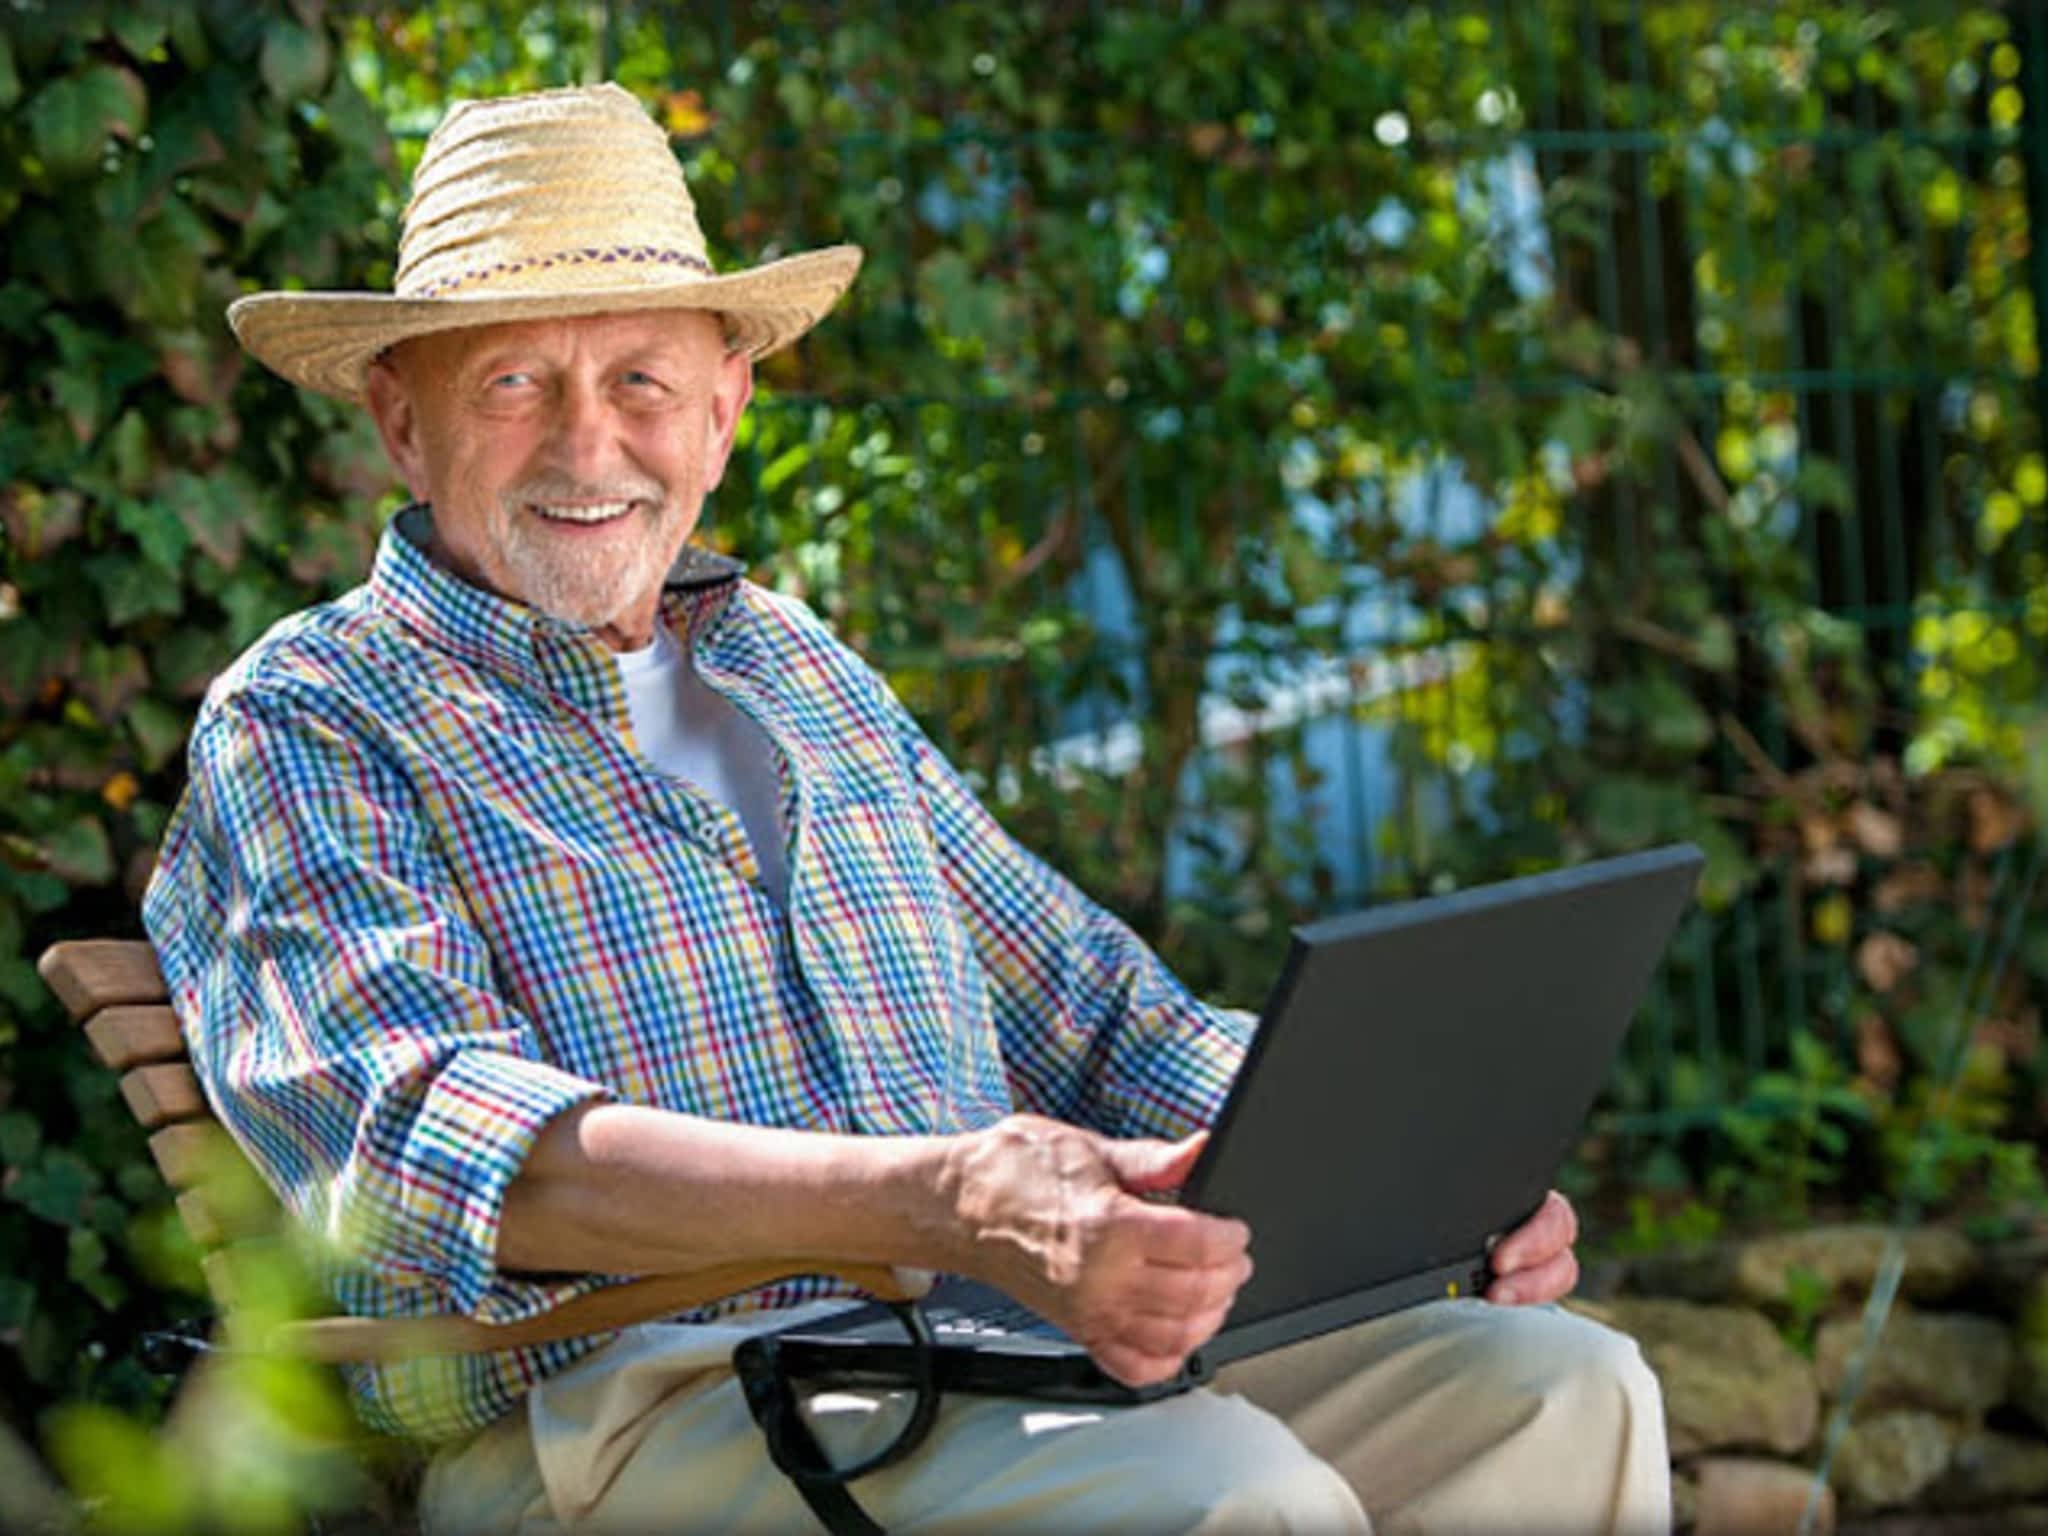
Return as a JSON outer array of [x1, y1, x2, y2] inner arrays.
[[420, 1299, 1669, 1534]]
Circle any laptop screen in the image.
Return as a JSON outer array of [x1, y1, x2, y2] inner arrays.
[[1184, 844, 1703, 1337]]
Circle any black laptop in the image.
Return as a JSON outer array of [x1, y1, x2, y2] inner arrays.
[[759, 843, 1704, 1402]]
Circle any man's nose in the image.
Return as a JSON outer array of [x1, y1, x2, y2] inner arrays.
[[543, 377, 622, 480]]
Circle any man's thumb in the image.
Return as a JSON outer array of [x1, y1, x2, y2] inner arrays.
[[1101, 1131, 1209, 1195]]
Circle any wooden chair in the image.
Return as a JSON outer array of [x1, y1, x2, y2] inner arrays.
[[36, 937, 910, 1363]]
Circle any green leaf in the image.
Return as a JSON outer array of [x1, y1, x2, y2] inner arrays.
[[224, 578, 292, 648], [759, 444, 812, 495], [1585, 775, 1689, 849], [28, 65, 147, 180], [0, 1111, 41, 1166], [47, 1404, 201, 1532], [163, 468, 244, 571], [0, 956, 39, 1013], [259, 20, 332, 101], [67, 1226, 125, 1309], [11, 1146, 100, 1224], [155, 626, 231, 698], [0, 282, 47, 338], [67, 1226, 106, 1280], [108, 9, 169, 61], [127, 696, 188, 772], [105, 411, 150, 493], [1642, 675, 1713, 756], [77, 642, 151, 720], [100, 558, 184, 626], [47, 364, 101, 444], [116, 496, 192, 577], [129, 198, 216, 328], [40, 815, 115, 886], [167, 4, 210, 69], [1693, 616, 1737, 674], [0, 30, 19, 110]]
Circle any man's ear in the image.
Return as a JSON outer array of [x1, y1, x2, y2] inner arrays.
[[364, 351, 433, 502], [701, 346, 754, 495]]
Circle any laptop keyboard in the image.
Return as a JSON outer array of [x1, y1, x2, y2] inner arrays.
[[927, 1294, 1065, 1340]]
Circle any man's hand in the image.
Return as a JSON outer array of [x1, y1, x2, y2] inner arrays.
[[938, 1114, 1252, 1389], [1485, 1188, 1579, 1306]]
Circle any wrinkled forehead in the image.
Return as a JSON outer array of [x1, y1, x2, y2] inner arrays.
[[380, 308, 730, 382]]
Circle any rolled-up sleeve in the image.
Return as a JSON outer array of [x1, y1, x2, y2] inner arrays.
[[893, 706, 1253, 1141], [143, 686, 607, 1321]]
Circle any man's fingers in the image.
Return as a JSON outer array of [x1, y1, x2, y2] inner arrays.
[[1117, 1200, 1250, 1270], [1097, 1306, 1219, 1364], [1086, 1294, 1239, 1387], [1123, 1250, 1252, 1319], [1090, 1340, 1188, 1389], [1491, 1189, 1576, 1275], [1489, 1246, 1578, 1307]]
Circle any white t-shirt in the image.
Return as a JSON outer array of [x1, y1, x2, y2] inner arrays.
[[613, 623, 789, 903]]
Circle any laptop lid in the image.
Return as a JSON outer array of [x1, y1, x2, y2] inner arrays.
[[1186, 842, 1704, 1363]]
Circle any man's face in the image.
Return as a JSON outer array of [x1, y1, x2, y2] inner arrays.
[[364, 309, 753, 650]]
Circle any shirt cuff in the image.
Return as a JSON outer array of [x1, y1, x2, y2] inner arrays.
[[393, 1047, 609, 1319]]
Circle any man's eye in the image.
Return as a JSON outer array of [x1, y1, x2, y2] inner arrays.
[[488, 371, 535, 389], [621, 370, 664, 389]]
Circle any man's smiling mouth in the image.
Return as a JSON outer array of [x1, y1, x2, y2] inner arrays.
[[528, 500, 636, 524]]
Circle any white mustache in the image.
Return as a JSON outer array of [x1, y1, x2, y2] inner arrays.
[[507, 476, 663, 506]]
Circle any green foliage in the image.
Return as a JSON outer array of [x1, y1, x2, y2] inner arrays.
[[1778, 1264, 1833, 1358], [1706, 1029, 1877, 1222], [1614, 1192, 1726, 1255], [0, 0, 392, 1503]]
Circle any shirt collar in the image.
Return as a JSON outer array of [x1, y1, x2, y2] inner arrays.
[[367, 504, 745, 716]]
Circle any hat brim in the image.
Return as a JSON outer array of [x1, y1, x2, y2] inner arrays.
[[227, 244, 862, 402]]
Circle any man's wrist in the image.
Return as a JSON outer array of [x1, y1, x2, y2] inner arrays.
[[880, 1127, 978, 1278]]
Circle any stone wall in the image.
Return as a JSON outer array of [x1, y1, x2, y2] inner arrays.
[[1573, 1225, 2048, 1534]]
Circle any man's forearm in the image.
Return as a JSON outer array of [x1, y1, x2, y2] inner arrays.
[[496, 1101, 963, 1277], [495, 1103, 1257, 1388]]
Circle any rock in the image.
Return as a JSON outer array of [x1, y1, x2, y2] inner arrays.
[[1830, 1410, 1956, 1510], [1627, 1243, 1740, 1305], [1692, 1456, 1834, 1535], [1575, 1298, 1818, 1456], [1937, 1428, 2048, 1507], [2011, 1274, 2048, 1434], [1734, 1226, 1978, 1309], [1965, 1235, 2048, 1320], [1813, 1309, 2011, 1420]]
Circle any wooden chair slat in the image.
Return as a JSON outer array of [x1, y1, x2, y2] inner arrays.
[[177, 1185, 280, 1249], [120, 1063, 211, 1130], [82, 1005, 186, 1071], [149, 1121, 235, 1191], [200, 1247, 251, 1312], [176, 1189, 227, 1250], [38, 940, 166, 1020]]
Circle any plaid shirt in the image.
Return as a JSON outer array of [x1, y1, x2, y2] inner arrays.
[[143, 506, 1250, 1442]]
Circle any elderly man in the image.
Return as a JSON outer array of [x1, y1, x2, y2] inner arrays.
[[145, 84, 1667, 1533]]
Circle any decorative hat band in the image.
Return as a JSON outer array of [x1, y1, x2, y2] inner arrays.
[[407, 246, 717, 300]]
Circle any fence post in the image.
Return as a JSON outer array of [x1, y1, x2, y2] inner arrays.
[[2016, 0, 2048, 446]]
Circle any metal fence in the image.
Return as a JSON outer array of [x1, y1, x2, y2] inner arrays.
[[347, 2, 2048, 1143]]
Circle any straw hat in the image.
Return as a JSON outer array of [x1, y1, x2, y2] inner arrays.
[[228, 82, 861, 402]]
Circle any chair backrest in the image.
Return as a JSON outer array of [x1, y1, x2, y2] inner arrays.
[[37, 938, 910, 1363], [39, 939, 283, 1308]]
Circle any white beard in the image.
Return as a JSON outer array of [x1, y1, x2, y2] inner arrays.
[[498, 501, 673, 631]]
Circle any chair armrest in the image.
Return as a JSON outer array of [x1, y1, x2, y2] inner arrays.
[[262, 1260, 915, 1364]]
